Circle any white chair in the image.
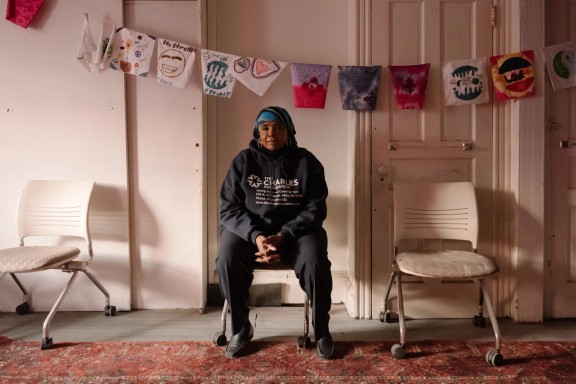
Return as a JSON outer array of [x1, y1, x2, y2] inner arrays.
[[380, 181, 503, 366], [0, 180, 116, 350], [213, 261, 311, 349]]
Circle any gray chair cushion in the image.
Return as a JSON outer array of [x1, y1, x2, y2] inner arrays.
[[0, 246, 80, 273], [395, 250, 499, 279]]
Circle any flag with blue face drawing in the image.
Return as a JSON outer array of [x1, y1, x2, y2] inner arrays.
[[201, 49, 236, 98], [442, 58, 490, 106], [542, 41, 576, 91]]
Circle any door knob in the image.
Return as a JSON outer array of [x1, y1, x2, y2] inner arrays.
[[377, 165, 389, 177], [560, 140, 576, 149]]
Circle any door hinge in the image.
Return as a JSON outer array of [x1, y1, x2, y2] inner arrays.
[[491, 5, 497, 28]]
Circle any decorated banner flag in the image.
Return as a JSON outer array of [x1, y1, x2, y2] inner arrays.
[[5, 0, 45, 28], [230, 56, 287, 96], [442, 58, 489, 106], [109, 27, 156, 77], [490, 50, 535, 101], [77, 14, 97, 72], [201, 49, 236, 98], [389, 63, 431, 109], [94, 19, 116, 71], [337, 66, 382, 111], [542, 41, 576, 91], [157, 38, 196, 89], [291, 63, 332, 109]]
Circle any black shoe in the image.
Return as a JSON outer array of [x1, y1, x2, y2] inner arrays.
[[316, 331, 334, 359], [225, 322, 254, 359]]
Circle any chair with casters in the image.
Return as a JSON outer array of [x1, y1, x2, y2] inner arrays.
[[380, 181, 503, 366], [213, 261, 311, 349], [0, 180, 116, 350]]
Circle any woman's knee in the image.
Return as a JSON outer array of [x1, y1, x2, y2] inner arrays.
[[216, 228, 255, 271]]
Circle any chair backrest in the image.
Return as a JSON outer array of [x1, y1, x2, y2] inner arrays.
[[16, 180, 95, 248], [393, 181, 479, 249]]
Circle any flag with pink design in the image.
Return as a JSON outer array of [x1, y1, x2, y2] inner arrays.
[[389, 63, 431, 109], [290, 63, 332, 109], [230, 55, 287, 96]]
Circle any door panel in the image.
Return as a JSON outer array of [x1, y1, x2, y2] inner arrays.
[[371, 0, 494, 319], [548, 0, 576, 318]]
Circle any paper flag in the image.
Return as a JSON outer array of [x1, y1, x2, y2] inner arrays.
[[201, 49, 236, 98], [389, 63, 431, 109], [337, 66, 382, 110], [442, 58, 489, 106], [542, 41, 576, 91], [290, 63, 332, 109], [109, 27, 156, 77], [76, 14, 97, 73], [157, 38, 196, 89], [230, 56, 287, 96], [490, 50, 535, 101], [94, 20, 116, 71]]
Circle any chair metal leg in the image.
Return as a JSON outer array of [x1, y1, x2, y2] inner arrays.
[[82, 270, 110, 305], [396, 273, 406, 346], [82, 270, 116, 316], [298, 294, 311, 349], [479, 280, 501, 350], [380, 272, 397, 322], [9, 273, 30, 315], [213, 299, 229, 346], [303, 295, 309, 337], [391, 272, 407, 359], [480, 279, 504, 366], [41, 271, 79, 350], [221, 299, 229, 334], [473, 285, 487, 327]]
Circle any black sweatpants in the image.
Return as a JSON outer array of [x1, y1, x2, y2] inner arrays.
[[216, 226, 333, 338]]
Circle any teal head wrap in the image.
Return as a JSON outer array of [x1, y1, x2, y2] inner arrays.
[[253, 106, 296, 141]]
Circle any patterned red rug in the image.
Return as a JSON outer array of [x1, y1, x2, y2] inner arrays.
[[1, 336, 575, 383]]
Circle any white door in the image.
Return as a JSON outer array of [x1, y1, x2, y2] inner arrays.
[[547, 0, 576, 318], [371, 0, 495, 319]]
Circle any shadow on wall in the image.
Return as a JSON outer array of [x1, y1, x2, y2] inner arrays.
[[89, 184, 159, 247], [325, 195, 347, 248]]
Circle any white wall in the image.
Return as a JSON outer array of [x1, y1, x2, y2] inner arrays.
[[0, 0, 130, 311], [0, 0, 205, 311]]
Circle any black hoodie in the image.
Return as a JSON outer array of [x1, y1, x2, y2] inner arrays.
[[219, 139, 328, 244]]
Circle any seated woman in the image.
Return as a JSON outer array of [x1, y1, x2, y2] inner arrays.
[[216, 106, 334, 359]]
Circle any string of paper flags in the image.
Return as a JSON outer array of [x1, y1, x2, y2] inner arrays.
[[77, 18, 576, 111], [10, 3, 573, 111]]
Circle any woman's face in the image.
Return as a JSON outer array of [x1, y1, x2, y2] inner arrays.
[[258, 121, 288, 151]]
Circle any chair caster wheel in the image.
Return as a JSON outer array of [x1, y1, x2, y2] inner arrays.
[[380, 311, 393, 323], [213, 332, 227, 346], [391, 343, 406, 359], [486, 349, 504, 366], [298, 335, 311, 349], [473, 315, 486, 328], [41, 337, 53, 350], [104, 305, 117, 316], [16, 302, 29, 315]]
